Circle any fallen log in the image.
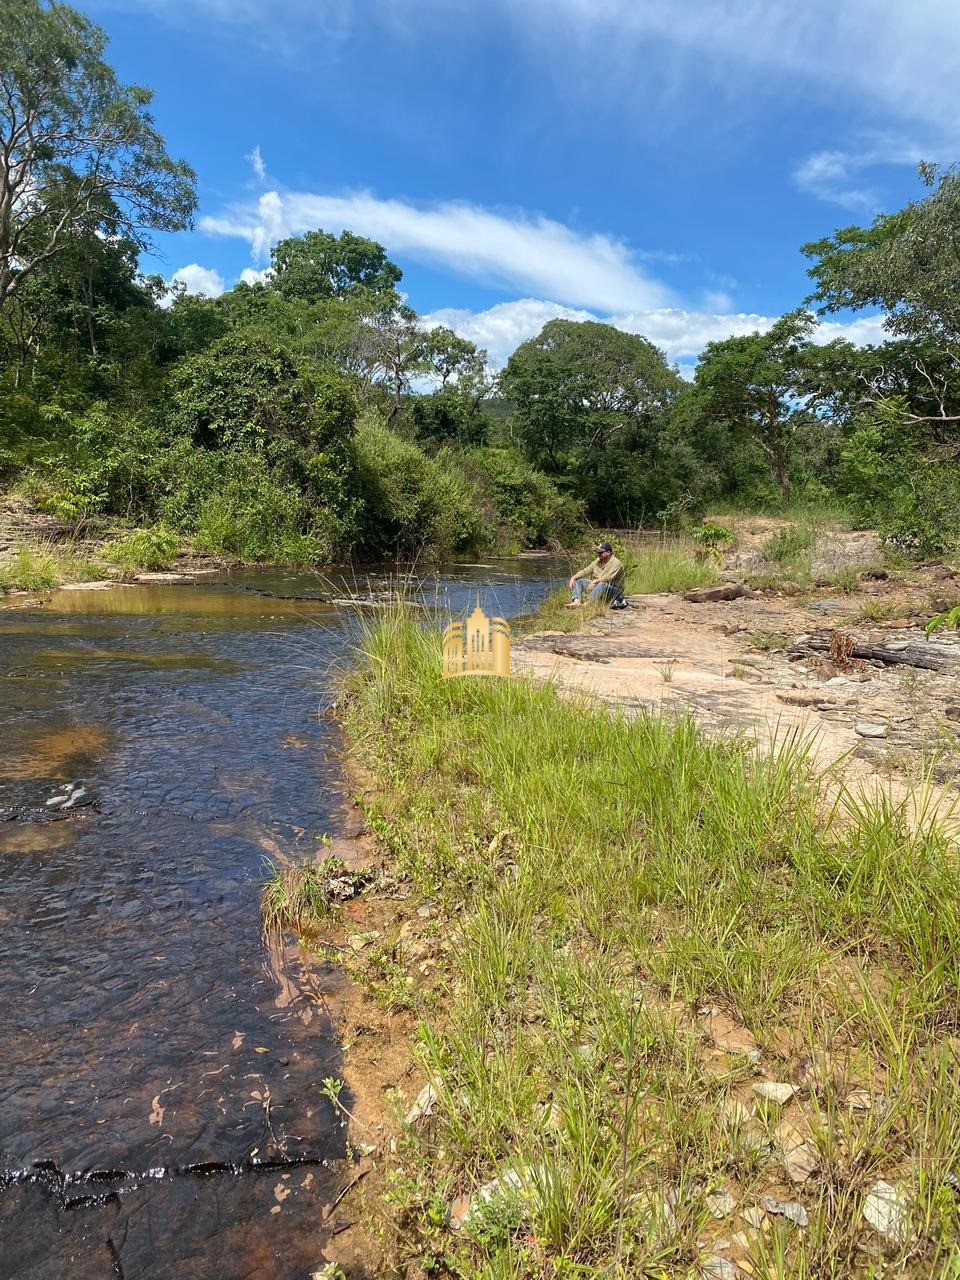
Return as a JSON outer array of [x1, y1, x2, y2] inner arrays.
[[683, 582, 754, 603], [787, 630, 957, 671]]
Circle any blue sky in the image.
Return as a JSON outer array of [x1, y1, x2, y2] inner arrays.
[[85, 0, 959, 370]]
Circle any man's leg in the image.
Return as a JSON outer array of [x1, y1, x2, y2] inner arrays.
[[589, 580, 617, 604], [571, 578, 588, 602]]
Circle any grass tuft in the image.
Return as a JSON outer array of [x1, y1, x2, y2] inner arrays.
[[0, 540, 103, 592], [261, 855, 369, 936]]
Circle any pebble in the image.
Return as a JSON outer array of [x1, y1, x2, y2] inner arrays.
[[752, 1082, 797, 1105], [706, 1191, 737, 1218], [862, 1180, 910, 1245], [701, 1256, 739, 1280], [761, 1195, 809, 1227], [404, 1081, 440, 1126], [855, 722, 888, 738]]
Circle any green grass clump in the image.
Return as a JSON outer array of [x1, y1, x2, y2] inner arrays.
[[101, 524, 180, 572], [763, 524, 816, 563], [857, 595, 915, 623], [342, 607, 960, 1279], [261, 856, 368, 936], [623, 535, 719, 594], [0, 541, 102, 591]]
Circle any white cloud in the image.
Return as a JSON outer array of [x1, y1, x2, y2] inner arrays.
[[164, 263, 226, 302], [424, 298, 891, 369], [201, 190, 675, 312], [793, 152, 877, 210], [239, 266, 274, 286], [515, 0, 960, 140], [247, 145, 267, 181], [792, 136, 929, 208]]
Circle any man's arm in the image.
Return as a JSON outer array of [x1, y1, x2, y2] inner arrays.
[[569, 558, 598, 587], [594, 556, 624, 583]]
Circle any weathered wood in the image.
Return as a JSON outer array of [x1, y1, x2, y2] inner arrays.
[[787, 630, 956, 671]]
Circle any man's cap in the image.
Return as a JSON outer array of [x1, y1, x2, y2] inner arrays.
[[595, 541, 613, 554]]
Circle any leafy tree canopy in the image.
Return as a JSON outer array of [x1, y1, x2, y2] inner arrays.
[[269, 228, 403, 303], [802, 162, 960, 349], [0, 0, 197, 309], [502, 318, 681, 475], [691, 309, 822, 498]]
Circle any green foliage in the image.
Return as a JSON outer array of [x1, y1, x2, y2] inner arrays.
[[762, 524, 816, 563], [690, 309, 821, 499], [261, 856, 369, 936], [343, 609, 960, 1277], [461, 448, 584, 550], [0, 540, 101, 591], [926, 606, 960, 637], [502, 318, 682, 523], [101, 524, 179, 572], [803, 162, 960, 345], [352, 414, 485, 560], [270, 228, 402, 302], [0, 0, 196, 311], [168, 331, 333, 450], [839, 402, 960, 559]]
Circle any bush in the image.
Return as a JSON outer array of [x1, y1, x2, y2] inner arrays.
[[460, 447, 584, 550], [101, 524, 180, 572], [352, 414, 485, 560]]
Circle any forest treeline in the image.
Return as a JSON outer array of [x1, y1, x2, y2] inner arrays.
[[3, 0, 960, 563]]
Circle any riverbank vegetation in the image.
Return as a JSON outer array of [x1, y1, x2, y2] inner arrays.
[[343, 608, 960, 1278], [5, 5, 960, 587]]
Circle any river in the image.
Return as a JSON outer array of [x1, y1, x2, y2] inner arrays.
[[0, 561, 560, 1280]]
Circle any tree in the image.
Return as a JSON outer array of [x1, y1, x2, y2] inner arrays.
[[803, 163, 960, 352], [167, 331, 355, 452], [501, 319, 681, 521], [422, 326, 485, 389], [270, 229, 402, 303], [691, 309, 821, 500], [0, 0, 197, 310], [359, 303, 430, 422], [503, 319, 680, 472]]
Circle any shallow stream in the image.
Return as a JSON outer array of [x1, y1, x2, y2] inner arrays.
[[0, 562, 559, 1280]]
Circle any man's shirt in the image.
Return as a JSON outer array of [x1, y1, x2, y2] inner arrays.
[[576, 554, 625, 587]]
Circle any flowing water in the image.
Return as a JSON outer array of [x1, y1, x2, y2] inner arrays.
[[0, 562, 560, 1280]]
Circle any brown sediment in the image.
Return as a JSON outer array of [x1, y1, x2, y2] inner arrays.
[[0, 723, 110, 781], [0, 822, 79, 855]]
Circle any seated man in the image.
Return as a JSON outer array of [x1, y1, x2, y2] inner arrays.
[[567, 541, 626, 607]]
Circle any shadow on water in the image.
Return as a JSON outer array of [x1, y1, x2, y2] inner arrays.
[[0, 559, 562, 1279]]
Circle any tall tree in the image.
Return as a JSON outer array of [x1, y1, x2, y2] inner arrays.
[[691, 309, 821, 499], [502, 318, 680, 469], [269, 229, 403, 303], [803, 163, 960, 351], [0, 0, 197, 310]]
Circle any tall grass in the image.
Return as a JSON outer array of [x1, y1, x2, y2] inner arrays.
[[622, 535, 719, 594], [0, 541, 102, 591], [343, 608, 960, 1278]]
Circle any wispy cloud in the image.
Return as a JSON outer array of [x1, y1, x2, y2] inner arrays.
[[98, 0, 960, 140], [247, 145, 267, 181], [792, 136, 929, 209], [200, 190, 676, 313]]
